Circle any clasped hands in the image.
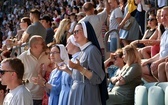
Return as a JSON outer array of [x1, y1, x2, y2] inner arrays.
[[31, 75, 46, 87]]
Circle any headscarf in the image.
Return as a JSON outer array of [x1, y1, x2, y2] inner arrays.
[[79, 21, 108, 105], [81, 22, 88, 38], [80, 21, 101, 52], [56, 44, 69, 65], [67, 35, 79, 47]]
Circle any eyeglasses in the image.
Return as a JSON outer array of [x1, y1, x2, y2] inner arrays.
[[20, 21, 25, 23], [147, 18, 156, 21], [50, 51, 60, 55], [114, 56, 120, 60], [0, 70, 15, 75], [73, 29, 83, 35]]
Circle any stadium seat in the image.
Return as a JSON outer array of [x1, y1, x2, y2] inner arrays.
[[134, 86, 148, 105], [143, 82, 158, 89], [157, 82, 168, 91], [157, 82, 168, 105], [148, 86, 164, 105], [165, 87, 168, 105]]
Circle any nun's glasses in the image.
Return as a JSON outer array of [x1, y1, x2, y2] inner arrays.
[[73, 29, 83, 35]]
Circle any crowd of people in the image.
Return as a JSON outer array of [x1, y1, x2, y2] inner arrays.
[[0, 0, 168, 105]]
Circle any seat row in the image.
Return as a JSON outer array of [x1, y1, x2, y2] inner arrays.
[[134, 82, 168, 105]]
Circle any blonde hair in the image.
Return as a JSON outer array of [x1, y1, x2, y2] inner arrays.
[[157, 9, 161, 15], [115, 48, 123, 58], [54, 19, 71, 44], [123, 44, 141, 66], [162, 6, 168, 11]]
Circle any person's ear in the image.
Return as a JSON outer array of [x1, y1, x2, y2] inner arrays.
[[11, 72, 16, 77], [11, 72, 14, 76]]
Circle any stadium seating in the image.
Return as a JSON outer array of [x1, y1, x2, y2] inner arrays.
[[134, 82, 168, 105]]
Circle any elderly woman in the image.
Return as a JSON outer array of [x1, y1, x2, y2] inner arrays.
[[104, 49, 125, 91], [68, 21, 108, 105], [110, 44, 142, 105]]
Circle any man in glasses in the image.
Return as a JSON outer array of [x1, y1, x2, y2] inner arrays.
[[18, 35, 50, 105], [0, 58, 33, 105]]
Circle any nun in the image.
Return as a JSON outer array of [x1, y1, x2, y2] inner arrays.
[[68, 21, 108, 105], [58, 35, 81, 105]]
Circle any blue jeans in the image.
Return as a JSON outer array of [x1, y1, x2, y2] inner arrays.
[[110, 37, 117, 52]]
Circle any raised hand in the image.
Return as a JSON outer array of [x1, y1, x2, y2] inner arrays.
[[31, 74, 46, 87], [141, 59, 149, 66], [57, 63, 72, 75], [38, 63, 47, 77], [69, 59, 81, 70], [57, 63, 68, 71]]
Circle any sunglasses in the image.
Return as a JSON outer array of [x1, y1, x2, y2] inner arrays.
[[0, 70, 15, 75], [20, 21, 25, 23], [113, 56, 118, 60], [147, 18, 156, 21], [114, 55, 121, 60]]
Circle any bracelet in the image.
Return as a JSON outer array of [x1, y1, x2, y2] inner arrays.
[[138, 40, 139, 44], [81, 67, 87, 75]]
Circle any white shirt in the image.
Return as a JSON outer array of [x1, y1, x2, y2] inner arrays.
[[18, 49, 50, 100], [109, 7, 123, 30], [157, 0, 167, 7], [3, 85, 33, 105], [160, 29, 168, 58], [109, 7, 123, 39]]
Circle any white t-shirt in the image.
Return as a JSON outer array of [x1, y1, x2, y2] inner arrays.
[[109, 7, 123, 39], [3, 85, 33, 105], [160, 29, 168, 58], [79, 9, 108, 48]]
